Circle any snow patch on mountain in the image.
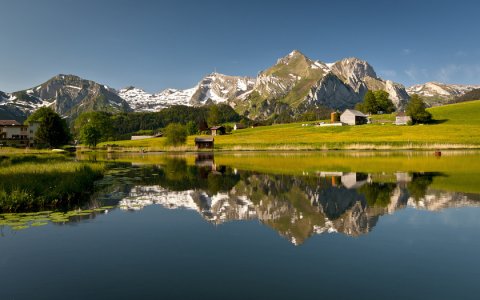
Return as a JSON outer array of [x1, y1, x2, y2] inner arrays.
[[407, 82, 480, 98], [118, 87, 194, 111]]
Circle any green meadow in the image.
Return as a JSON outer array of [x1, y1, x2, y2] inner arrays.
[[96, 100, 480, 151]]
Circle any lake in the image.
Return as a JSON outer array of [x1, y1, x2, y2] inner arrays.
[[1, 151, 480, 299]]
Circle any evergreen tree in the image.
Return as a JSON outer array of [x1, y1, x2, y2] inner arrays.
[[207, 105, 220, 126], [186, 121, 198, 135]]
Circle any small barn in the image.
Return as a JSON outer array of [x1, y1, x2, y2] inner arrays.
[[210, 126, 225, 136], [340, 109, 368, 125], [233, 123, 246, 130], [395, 112, 411, 125], [195, 137, 214, 149]]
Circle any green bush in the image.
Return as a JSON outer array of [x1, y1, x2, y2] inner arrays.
[[164, 123, 187, 146]]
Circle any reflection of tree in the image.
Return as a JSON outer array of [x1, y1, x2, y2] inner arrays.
[[407, 172, 440, 201], [148, 157, 240, 195], [358, 182, 396, 207]]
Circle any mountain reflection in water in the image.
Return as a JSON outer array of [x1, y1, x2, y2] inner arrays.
[[108, 155, 480, 245]]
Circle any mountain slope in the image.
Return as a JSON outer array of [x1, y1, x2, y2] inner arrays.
[[233, 51, 409, 119], [450, 88, 480, 104], [1, 50, 411, 122], [407, 82, 480, 106], [0, 75, 132, 121]]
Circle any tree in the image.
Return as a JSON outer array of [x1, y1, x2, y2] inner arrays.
[[373, 90, 395, 113], [357, 90, 396, 114], [363, 90, 378, 114], [74, 112, 113, 142], [406, 94, 432, 124], [185, 121, 198, 135], [207, 105, 220, 127], [80, 123, 102, 147], [164, 123, 187, 146], [26, 107, 70, 148]]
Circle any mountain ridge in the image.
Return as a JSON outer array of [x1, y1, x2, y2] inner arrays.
[[4, 50, 477, 122]]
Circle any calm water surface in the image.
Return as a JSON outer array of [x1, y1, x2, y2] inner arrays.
[[1, 152, 480, 299]]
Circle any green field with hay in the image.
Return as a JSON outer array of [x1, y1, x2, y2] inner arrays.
[[97, 100, 480, 151]]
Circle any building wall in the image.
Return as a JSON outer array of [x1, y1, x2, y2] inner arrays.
[[0, 122, 41, 147], [1, 126, 27, 139], [340, 113, 356, 125]]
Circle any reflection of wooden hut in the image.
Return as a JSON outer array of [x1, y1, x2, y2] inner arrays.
[[195, 137, 214, 149], [210, 126, 226, 136], [341, 172, 369, 189]]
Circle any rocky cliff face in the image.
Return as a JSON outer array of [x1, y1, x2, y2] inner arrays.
[[189, 73, 255, 105], [306, 73, 361, 110], [236, 52, 410, 117]]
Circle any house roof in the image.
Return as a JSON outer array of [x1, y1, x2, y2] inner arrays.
[[195, 137, 214, 142], [210, 126, 225, 130], [342, 109, 367, 117], [0, 120, 21, 126]]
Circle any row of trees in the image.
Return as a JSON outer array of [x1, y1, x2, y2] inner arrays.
[[73, 104, 243, 147], [355, 90, 396, 114]]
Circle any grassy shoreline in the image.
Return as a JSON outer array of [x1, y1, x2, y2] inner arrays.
[[91, 101, 480, 152], [0, 155, 106, 212]]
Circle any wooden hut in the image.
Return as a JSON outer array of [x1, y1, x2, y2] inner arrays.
[[210, 126, 226, 136], [195, 137, 214, 149]]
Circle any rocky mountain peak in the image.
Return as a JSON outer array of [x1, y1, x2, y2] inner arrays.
[[275, 50, 312, 67], [331, 57, 377, 81]]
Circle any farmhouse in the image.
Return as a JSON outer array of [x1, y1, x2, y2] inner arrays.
[[0, 120, 40, 147], [210, 126, 225, 136], [340, 109, 368, 125], [395, 112, 411, 125], [195, 137, 214, 149]]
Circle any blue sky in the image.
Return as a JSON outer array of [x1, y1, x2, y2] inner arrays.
[[1, 0, 479, 92]]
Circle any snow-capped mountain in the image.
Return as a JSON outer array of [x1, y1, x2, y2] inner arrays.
[[118, 86, 195, 111], [407, 82, 480, 106], [118, 50, 410, 119], [118, 73, 255, 111], [0, 50, 413, 121], [0, 74, 131, 121]]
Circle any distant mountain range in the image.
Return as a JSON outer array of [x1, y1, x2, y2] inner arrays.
[[406, 82, 480, 106], [1, 50, 478, 121]]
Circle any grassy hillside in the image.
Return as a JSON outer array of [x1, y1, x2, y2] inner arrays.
[[97, 100, 480, 151]]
